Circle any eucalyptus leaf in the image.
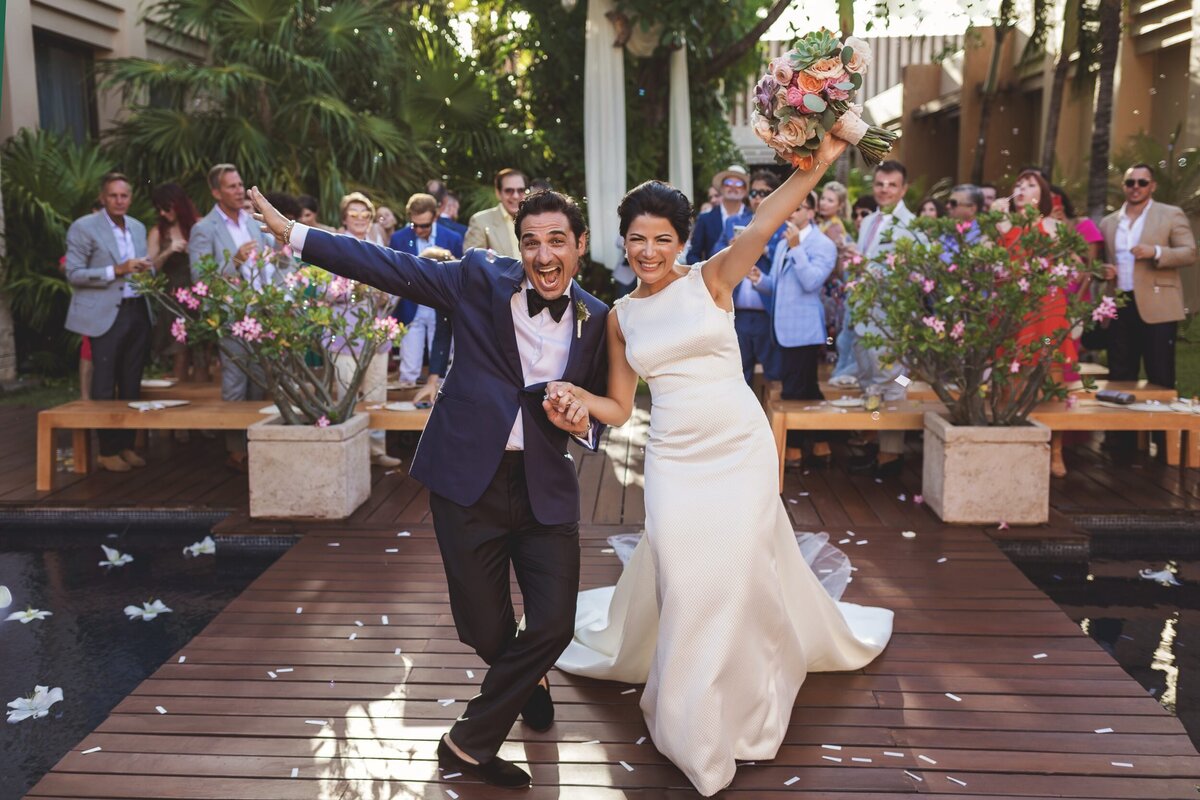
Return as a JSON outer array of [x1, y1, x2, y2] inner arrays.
[[850, 72, 863, 89], [835, 81, 855, 91], [802, 93, 827, 113], [841, 45, 853, 64], [821, 108, 836, 129]]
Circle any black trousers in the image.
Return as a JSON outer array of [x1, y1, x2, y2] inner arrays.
[[1107, 292, 1177, 388], [779, 343, 826, 449], [429, 451, 580, 762], [90, 299, 151, 456]]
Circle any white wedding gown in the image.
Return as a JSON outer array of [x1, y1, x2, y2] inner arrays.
[[556, 266, 894, 796]]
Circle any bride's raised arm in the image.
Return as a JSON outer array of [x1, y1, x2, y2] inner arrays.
[[703, 135, 849, 299]]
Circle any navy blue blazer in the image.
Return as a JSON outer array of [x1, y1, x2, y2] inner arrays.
[[302, 230, 609, 525], [685, 207, 724, 264], [389, 224, 465, 324], [439, 215, 467, 237]]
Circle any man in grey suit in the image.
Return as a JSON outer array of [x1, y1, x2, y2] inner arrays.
[[188, 163, 278, 472], [64, 172, 154, 473]]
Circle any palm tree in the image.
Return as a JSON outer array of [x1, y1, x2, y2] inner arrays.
[[1086, 0, 1122, 220], [99, 0, 521, 213]]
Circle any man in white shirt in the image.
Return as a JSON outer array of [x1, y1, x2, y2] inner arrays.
[[64, 172, 154, 472], [1099, 163, 1197, 392]]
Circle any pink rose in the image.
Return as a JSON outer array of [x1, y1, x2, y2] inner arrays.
[[824, 75, 851, 101]]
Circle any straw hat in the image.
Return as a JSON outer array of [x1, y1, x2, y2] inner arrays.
[[711, 164, 750, 190]]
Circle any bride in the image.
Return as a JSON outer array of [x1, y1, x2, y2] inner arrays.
[[548, 134, 893, 796]]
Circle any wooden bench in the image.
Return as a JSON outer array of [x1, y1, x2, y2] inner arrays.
[[768, 396, 1200, 490], [37, 400, 430, 491]]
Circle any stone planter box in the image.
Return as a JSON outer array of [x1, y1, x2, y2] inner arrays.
[[247, 413, 370, 519], [922, 412, 1051, 525]]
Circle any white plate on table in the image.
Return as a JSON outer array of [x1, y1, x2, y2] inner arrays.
[[829, 396, 864, 408], [385, 401, 418, 412], [129, 400, 189, 411], [1125, 401, 1171, 413], [140, 378, 177, 388], [1170, 400, 1200, 414]]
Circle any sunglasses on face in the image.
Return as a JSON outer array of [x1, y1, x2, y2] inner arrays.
[[345, 210, 373, 220], [411, 222, 433, 231], [748, 189, 772, 199], [501, 187, 528, 196], [723, 178, 746, 188], [1124, 178, 1151, 188], [854, 210, 871, 219]]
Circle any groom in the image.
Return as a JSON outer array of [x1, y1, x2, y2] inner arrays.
[[249, 187, 608, 788]]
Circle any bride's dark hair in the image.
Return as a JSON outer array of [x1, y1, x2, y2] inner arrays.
[[618, 181, 692, 242]]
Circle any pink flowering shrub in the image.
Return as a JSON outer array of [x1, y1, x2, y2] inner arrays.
[[846, 208, 1119, 426], [133, 254, 405, 425]]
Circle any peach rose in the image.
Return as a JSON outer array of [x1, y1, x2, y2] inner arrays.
[[804, 56, 845, 81], [787, 152, 816, 171], [776, 117, 808, 147], [843, 36, 873, 74], [769, 57, 794, 86], [795, 71, 826, 93], [752, 112, 775, 143]]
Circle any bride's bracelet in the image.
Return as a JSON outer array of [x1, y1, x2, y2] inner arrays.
[[278, 219, 295, 247]]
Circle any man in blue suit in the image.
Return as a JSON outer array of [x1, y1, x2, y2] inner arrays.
[[390, 193, 465, 386], [426, 178, 468, 236], [250, 186, 608, 790], [712, 169, 786, 384], [753, 191, 838, 468], [685, 164, 748, 264]]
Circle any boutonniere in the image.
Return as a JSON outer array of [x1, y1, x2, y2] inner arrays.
[[574, 298, 590, 339]]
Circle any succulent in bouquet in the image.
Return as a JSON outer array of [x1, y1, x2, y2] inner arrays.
[[751, 30, 899, 168]]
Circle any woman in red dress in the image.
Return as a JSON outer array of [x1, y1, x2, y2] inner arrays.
[[992, 169, 1075, 478]]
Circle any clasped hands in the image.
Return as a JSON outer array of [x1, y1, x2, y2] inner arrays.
[[115, 257, 153, 276], [544, 381, 590, 437]]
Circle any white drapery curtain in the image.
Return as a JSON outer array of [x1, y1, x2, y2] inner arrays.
[[583, 0, 626, 271], [668, 41, 693, 207]]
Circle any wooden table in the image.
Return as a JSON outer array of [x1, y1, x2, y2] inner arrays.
[[37, 400, 430, 491]]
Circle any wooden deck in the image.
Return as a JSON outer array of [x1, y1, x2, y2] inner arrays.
[[3, 401, 1200, 797]]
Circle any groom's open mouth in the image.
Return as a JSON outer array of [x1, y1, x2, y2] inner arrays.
[[534, 263, 565, 294]]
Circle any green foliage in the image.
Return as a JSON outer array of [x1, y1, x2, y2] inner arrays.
[[132, 256, 402, 425], [846, 210, 1111, 426], [1108, 126, 1200, 215], [100, 0, 529, 221]]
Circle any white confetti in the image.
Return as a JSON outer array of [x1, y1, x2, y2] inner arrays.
[[446, 791, 459, 800], [381, 616, 389, 625], [798, 492, 810, 497], [901, 531, 916, 539], [277, 668, 293, 673], [895, 374, 912, 387], [438, 699, 455, 707], [177, 656, 186, 663], [581, 739, 601, 745], [937, 557, 948, 563], [619, 760, 634, 772], [385, 548, 399, 553], [296, 607, 303, 614], [821, 755, 842, 763], [348, 633, 357, 640], [354, 620, 364, 627], [945, 693, 962, 702], [394, 647, 402, 655], [1111, 761, 1133, 768], [947, 776, 967, 786], [839, 538, 851, 545], [788, 499, 798, 504], [601, 547, 615, 554], [897, 493, 906, 501], [466, 670, 475, 679], [784, 776, 800, 785], [621, 688, 637, 695], [304, 719, 327, 726], [851, 757, 872, 763], [155, 706, 167, 714], [397, 531, 411, 537], [904, 770, 923, 782], [1033, 653, 1048, 659], [327, 542, 340, 547], [918, 755, 937, 764], [884, 751, 904, 758], [636, 736, 646, 745], [268, 671, 278, 679], [1095, 727, 1113, 733], [855, 540, 869, 545], [443, 772, 462, 779], [290, 767, 299, 778], [822, 745, 842, 750], [82, 746, 102, 754]]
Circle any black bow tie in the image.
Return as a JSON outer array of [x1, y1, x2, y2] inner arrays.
[[526, 288, 570, 322]]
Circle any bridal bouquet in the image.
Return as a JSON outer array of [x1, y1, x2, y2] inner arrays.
[[751, 30, 898, 168]]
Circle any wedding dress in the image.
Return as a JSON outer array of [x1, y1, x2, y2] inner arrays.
[[556, 265, 894, 796]]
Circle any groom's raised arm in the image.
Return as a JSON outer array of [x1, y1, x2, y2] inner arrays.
[[289, 223, 466, 311]]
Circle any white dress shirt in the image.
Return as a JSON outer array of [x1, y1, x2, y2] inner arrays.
[[101, 211, 139, 298], [291, 223, 579, 450], [220, 206, 274, 290], [1114, 200, 1161, 293]]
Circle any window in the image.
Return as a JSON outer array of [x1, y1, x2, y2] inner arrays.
[[33, 30, 98, 144]]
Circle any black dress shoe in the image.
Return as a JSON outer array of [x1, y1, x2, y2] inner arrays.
[[437, 737, 531, 788], [846, 455, 877, 475], [873, 456, 904, 478], [521, 679, 554, 732]]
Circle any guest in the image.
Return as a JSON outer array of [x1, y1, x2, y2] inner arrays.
[[753, 191, 838, 468], [297, 194, 335, 232], [464, 168, 527, 257], [994, 169, 1074, 477], [713, 170, 785, 384], [1100, 163, 1197, 392], [412, 245, 456, 408], [330, 191, 402, 468], [698, 185, 721, 215], [189, 163, 281, 473], [264, 192, 302, 224], [686, 165, 749, 264], [530, 178, 553, 193], [1050, 186, 1103, 263], [980, 183, 998, 210], [847, 160, 916, 477], [947, 184, 982, 225], [375, 205, 399, 243], [816, 182, 851, 374], [148, 183, 203, 384], [829, 193, 878, 388], [918, 197, 946, 218], [426, 179, 467, 236], [64, 172, 154, 473], [816, 182, 850, 249], [391, 193, 464, 388]]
